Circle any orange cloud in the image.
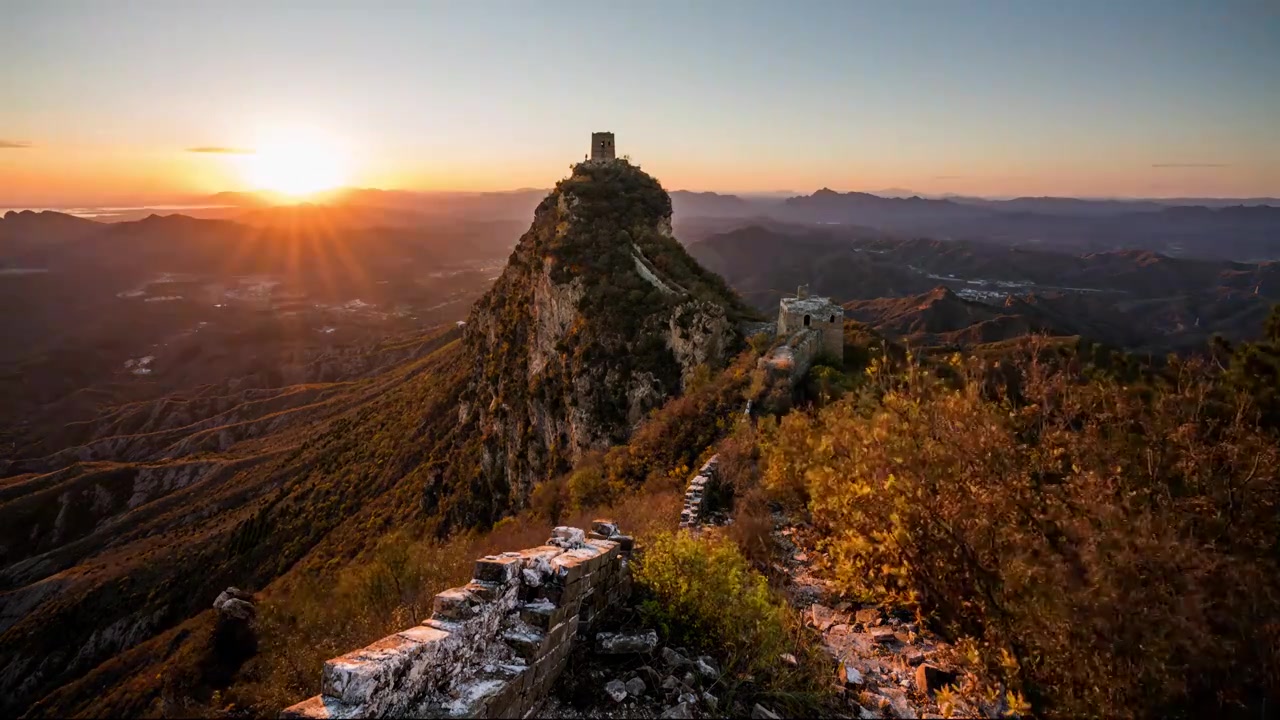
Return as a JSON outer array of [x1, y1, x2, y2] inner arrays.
[[0, 140, 33, 149]]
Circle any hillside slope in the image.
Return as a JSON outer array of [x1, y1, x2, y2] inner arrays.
[[0, 327, 479, 717]]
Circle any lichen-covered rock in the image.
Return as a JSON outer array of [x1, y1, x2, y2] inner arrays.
[[626, 677, 647, 697], [605, 678, 628, 703], [662, 646, 690, 668], [694, 656, 719, 679], [213, 587, 256, 620]]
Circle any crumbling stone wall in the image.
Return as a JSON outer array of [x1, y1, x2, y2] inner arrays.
[[679, 456, 720, 529], [757, 328, 824, 387], [281, 522, 634, 719]]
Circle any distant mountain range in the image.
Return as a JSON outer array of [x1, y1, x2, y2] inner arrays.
[[687, 224, 1278, 354], [11, 186, 1279, 262]]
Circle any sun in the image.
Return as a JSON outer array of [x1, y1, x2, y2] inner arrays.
[[243, 131, 348, 199]]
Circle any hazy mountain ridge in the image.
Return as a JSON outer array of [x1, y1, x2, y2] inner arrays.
[[690, 225, 1278, 353]]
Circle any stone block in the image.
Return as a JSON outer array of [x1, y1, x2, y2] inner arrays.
[[613, 535, 635, 554], [478, 669, 527, 720], [522, 696, 546, 719], [595, 629, 659, 654], [540, 614, 570, 653], [465, 581, 502, 602], [550, 550, 594, 584], [518, 545, 564, 567], [440, 676, 509, 718], [518, 598, 567, 631], [321, 626, 454, 713], [591, 519, 619, 537], [432, 587, 479, 621], [583, 538, 619, 560], [474, 555, 522, 584], [279, 695, 342, 719], [501, 623, 546, 660], [550, 526, 586, 547]]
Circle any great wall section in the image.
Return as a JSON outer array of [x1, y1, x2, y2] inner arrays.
[[271, 289, 988, 719], [281, 522, 636, 719], [276, 451, 733, 720]]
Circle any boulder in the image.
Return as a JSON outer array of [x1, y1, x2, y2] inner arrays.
[[595, 629, 659, 654], [870, 626, 897, 644], [605, 679, 628, 703], [856, 607, 882, 626], [626, 677, 647, 697], [838, 660, 864, 687], [662, 646, 690, 668], [661, 703, 694, 719], [694, 656, 719, 679], [213, 588, 256, 621]]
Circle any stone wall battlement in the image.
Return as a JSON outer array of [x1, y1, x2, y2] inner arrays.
[[282, 521, 634, 719]]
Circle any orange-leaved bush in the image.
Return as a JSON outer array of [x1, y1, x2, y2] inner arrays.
[[765, 342, 1280, 719]]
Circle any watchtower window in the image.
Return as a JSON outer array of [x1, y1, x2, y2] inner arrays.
[[803, 315, 811, 327], [830, 314, 836, 323]]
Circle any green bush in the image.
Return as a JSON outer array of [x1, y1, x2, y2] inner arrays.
[[632, 531, 829, 712], [566, 452, 619, 511]]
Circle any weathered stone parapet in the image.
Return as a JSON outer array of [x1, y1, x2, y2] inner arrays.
[[680, 456, 721, 529], [281, 521, 634, 719]]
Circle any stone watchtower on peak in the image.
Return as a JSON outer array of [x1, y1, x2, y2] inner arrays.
[[778, 284, 844, 358], [590, 131, 616, 162], [756, 284, 845, 387]]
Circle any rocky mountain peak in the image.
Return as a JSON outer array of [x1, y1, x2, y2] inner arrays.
[[459, 159, 753, 505]]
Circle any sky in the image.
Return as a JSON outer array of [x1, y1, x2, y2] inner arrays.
[[2, 0, 1279, 205]]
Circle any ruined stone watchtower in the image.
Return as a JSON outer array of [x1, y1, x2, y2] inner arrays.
[[778, 284, 844, 359], [590, 131, 616, 162]]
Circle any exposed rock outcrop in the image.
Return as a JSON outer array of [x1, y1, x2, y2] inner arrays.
[[458, 160, 753, 508]]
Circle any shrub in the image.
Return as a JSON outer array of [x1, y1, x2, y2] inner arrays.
[[766, 343, 1280, 718], [529, 475, 569, 526], [566, 452, 621, 511], [632, 531, 828, 712]]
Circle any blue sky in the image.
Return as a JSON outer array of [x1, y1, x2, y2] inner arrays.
[[2, 0, 1278, 203]]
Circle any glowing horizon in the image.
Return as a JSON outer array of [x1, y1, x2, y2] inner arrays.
[[3, 1, 1278, 207]]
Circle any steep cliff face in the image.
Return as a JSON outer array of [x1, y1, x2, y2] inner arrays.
[[460, 160, 752, 503]]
